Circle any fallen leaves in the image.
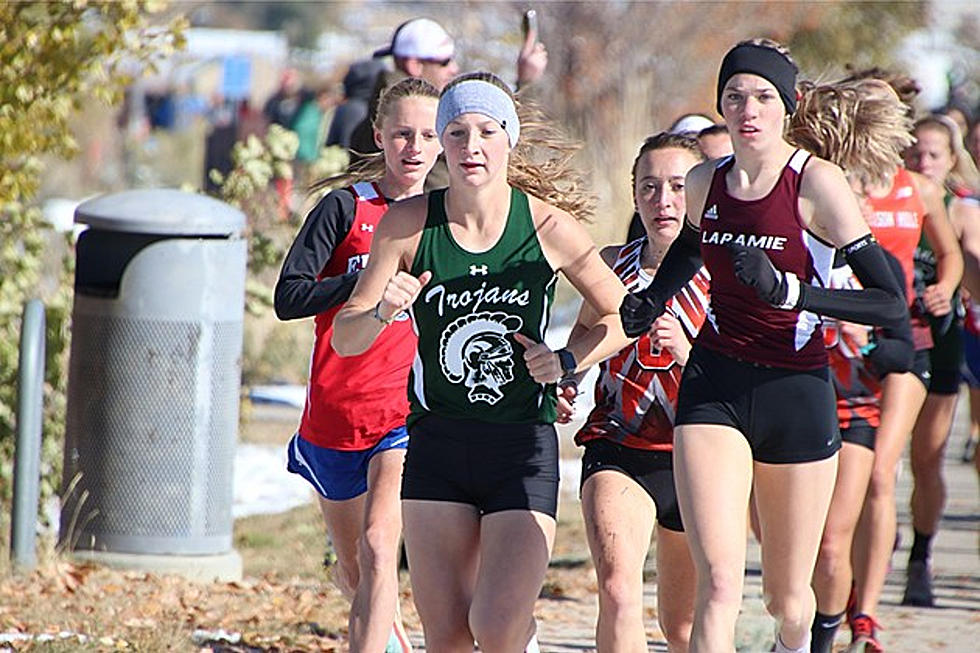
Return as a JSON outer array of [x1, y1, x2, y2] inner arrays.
[[0, 561, 351, 651]]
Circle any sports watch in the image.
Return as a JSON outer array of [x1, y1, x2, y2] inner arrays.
[[555, 347, 577, 375]]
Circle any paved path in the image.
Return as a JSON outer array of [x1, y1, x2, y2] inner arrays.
[[406, 393, 979, 651], [535, 396, 979, 652]]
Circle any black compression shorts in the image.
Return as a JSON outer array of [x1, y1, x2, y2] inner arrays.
[[910, 347, 933, 390], [927, 320, 963, 395], [580, 439, 683, 532], [675, 345, 841, 464], [841, 423, 876, 451], [401, 414, 559, 518]]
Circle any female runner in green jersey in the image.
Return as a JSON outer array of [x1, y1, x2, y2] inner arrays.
[[334, 72, 630, 652]]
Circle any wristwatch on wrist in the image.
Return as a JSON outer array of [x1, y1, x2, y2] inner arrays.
[[372, 301, 397, 326], [555, 347, 577, 375]]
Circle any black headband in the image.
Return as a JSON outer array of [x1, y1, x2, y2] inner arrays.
[[716, 44, 798, 115]]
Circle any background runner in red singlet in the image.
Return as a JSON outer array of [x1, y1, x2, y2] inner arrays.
[[785, 77, 923, 653], [839, 80, 962, 649], [274, 78, 442, 653]]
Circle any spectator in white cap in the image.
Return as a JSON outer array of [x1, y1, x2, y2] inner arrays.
[[372, 18, 460, 91], [668, 112, 717, 136], [349, 16, 548, 188]]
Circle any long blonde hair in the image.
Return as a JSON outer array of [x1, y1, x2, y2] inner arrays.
[[309, 77, 439, 193], [441, 71, 596, 221], [788, 78, 913, 189], [912, 114, 980, 195]]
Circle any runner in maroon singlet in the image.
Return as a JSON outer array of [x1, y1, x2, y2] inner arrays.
[[619, 40, 912, 652]]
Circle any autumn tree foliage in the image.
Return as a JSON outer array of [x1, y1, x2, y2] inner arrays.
[[0, 1, 185, 503], [512, 1, 926, 245]]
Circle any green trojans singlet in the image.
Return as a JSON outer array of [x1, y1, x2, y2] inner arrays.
[[407, 186, 558, 427]]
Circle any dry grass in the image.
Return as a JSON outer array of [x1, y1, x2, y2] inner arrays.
[[0, 500, 602, 652], [0, 412, 615, 652]]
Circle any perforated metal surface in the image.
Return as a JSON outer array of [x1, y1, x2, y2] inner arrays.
[[62, 314, 241, 555]]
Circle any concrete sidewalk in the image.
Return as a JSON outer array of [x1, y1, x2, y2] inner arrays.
[[402, 398, 978, 651], [534, 406, 980, 652]]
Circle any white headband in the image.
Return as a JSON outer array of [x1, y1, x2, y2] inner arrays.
[[436, 79, 520, 147]]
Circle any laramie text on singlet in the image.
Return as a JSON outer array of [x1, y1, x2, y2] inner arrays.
[[701, 231, 788, 250]]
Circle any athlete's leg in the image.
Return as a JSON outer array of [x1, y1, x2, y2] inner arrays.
[[581, 470, 657, 653], [974, 387, 980, 475], [655, 525, 696, 652], [754, 454, 838, 650], [910, 392, 955, 539], [318, 494, 366, 599], [673, 424, 753, 651], [402, 500, 481, 653], [812, 442, 875, 613], [469, 509, 556, 652], [348, 448, 409, 652], [905, 389, 957, 606], [972, 387, 980, 473], [852, 372, 927, 618]]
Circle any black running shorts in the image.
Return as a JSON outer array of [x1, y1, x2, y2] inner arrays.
[[675, 345, 841, 464], [580, 439, 683, 532], [841, 423, 876, 451], [401, 413, 559, 518], [927, 318, 963, 395], [925, 322, 961, 394], [910, 347, 933, 391]]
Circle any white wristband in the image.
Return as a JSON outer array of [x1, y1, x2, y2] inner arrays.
[[779, 272, 802, 310]]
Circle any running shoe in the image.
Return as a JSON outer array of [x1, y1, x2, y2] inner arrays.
[[525, 633, 540, 653], [846, 613, 883, 653], [901, 559, 935, 607], [963, 432, 978, 463]]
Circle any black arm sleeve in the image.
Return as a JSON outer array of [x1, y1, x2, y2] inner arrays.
[[274, 189, 359, 321], [621, 219, 703, 337], [638, 219, 703, 303], [797, 235, 910, 332]]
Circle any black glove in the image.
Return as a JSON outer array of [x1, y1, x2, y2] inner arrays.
[[865, 336, 914, 377], [727, 242, 798, 309], [619, 292, 666, 338]]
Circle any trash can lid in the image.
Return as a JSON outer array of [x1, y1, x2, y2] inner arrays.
[[75, 189, 246, 236]]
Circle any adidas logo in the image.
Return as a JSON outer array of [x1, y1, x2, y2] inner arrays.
[[703, 204, 718, 220]]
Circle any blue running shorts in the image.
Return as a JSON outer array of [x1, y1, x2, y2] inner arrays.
[[286, 426, 409, 501]]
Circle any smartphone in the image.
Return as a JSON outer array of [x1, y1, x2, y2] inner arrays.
[[522, 9, 538, 40]]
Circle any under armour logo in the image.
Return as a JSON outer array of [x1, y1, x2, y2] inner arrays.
[[360, 223, 374, 232], [703, 204, 718, 220], [469, 264, 488, 276]]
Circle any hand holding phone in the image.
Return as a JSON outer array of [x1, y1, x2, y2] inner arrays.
[[522, 9, 538, 41], [517, 8, 546, 88]]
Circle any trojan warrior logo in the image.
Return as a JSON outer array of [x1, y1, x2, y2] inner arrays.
[[439, 311, 523, 404]]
